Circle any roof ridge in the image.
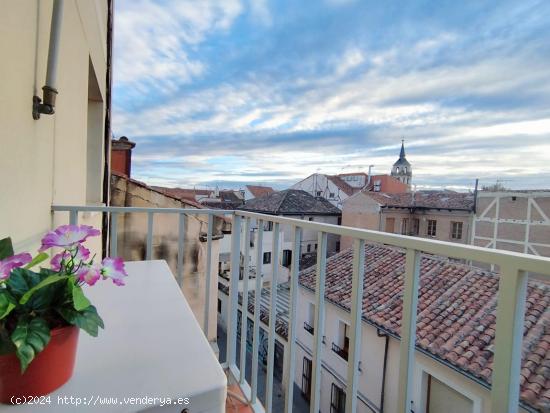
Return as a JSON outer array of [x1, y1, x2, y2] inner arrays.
[[274, 189, 290, 214]]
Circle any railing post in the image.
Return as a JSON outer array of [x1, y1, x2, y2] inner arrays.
[[203, 213, 214, 335], [284, 226, 302, 413], [146, 211, 154, 260], [110, 212, 118, 257], [227, 214, 242, 368], [346, 239, 365, 413], [69, 210, 78, 226], [266, 222, 281, 413], [240, 217, 251, 385], [251, 220, 264, 405], [491, 266, 527, 413], [397, 248, 421, 412], [310, 231, 328, 413], [177, 212, 186, 285]]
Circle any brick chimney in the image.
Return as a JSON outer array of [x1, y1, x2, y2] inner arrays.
[[111, 136, 136, 177]]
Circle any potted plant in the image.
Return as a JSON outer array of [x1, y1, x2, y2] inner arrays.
[[0, 225, 127, 403]]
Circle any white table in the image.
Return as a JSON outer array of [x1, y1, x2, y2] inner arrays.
[[2, 261, 226, 413]]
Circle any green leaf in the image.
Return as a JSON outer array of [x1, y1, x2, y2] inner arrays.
[[6, 268, 42, 299], [57, 305, 104, 337], [71, 284, 91, 311], [24, 252, 49, 270], [0, 290, 17, 320], [19, 274, 69, 305], [10, 318, 51, 372], [0, 238, 14, 261]]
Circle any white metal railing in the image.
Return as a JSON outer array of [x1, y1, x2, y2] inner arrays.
[[51, 205, 550, 413]]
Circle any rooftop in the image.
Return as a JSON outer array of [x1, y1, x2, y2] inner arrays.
[[246, 185, 275, 198], [239, 189, 341, 216], [298, 244, 550, 412], [365, 190, 475, 211]]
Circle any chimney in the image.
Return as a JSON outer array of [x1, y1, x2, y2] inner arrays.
[[111, 136, 136, 177]]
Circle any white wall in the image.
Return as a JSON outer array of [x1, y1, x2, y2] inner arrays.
[[293, 287, 525, 413], [291, 174, 349, 209], [0, 0, 107, 254]]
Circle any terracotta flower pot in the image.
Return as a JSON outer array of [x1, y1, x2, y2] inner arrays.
[[0, 326, 79, 403]]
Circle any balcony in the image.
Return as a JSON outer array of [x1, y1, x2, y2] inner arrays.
[[48, 205, 550, 413], [331, 343, 348, 362]]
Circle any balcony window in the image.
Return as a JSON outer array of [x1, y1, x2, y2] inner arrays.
[[332, 320, 349, 360], [385, 217, 395, 233], [427, 219, 437, 237], [282, 249, 292, 267], [264, 221, 274, 231], [451, 221, 463, 239], [304, 302, 315, 334], [263, 251, 271, 264], [412, 218, 420, 235], [302, 357, 312, 401], [401, 218, 408, 235], [330, 383, 346, 413]]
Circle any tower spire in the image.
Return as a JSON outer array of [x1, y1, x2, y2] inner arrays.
[[400, 138, 406, 159]]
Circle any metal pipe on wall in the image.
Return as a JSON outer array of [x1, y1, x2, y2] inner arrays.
[[33, 0, 64, 119]]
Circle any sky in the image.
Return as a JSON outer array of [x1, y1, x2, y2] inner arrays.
[[112, 0, 550, 192]]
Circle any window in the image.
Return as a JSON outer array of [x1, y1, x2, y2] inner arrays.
[[427, 220, 437, 237], [282, 250, 292, 267], [316, 191, 322, 196], [307, 244, 311, 253], [263, 252, 271, 264], [374, 180, 381, 192], [330, 383, 346, 413], [451, 221, 463, 239], [302, 358, 312, 401], [385, 217, 395, 233], [304, 302, 315, 334], [401, 218, 408, 235], [335, 241, 340, 252], [337, 216, 342, 225], [217, 299, 221, 313], [264, 221, 273, 231], [308, 217, 314, 221], [329, 192, 335, 198], [314, 243, 318, 251], [412, 218, 420, 235], [332, 321, 349, 361]]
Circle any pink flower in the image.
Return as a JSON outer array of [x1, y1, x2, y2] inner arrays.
[[39, 225, 100, 252], [51, 245, 91, 271], [0, 253, 32, 281], [100, 257, 128, 286], [77, 264, 101, 286]]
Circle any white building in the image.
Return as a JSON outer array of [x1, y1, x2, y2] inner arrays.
[[220, 242, 547, 413]]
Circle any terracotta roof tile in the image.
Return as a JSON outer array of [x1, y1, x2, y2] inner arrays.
[[246, 185, 275, 198], [298, 244, 550, 411]]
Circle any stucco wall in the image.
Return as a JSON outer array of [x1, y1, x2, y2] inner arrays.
[[295, 287, 530, 413], [0, 0, 107, 254], [110, 174, 222, 341], [341, 192, 381, 249]]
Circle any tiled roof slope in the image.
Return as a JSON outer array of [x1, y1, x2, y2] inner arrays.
[[239, 189, 341, 215], [246, 185, 275, 198], [327, 175, 355, 196], [299, 245, 550, 412], [366, 190, 474, 210]]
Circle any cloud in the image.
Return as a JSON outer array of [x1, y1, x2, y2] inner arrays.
[[113, 0, 550, 190]]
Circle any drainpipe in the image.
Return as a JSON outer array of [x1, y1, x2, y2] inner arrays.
[[33, 0, 64, 119], [377, 329, 389, 413]]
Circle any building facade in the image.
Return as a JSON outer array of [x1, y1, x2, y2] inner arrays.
[[341, 190, 475, 250], [472, 190, 550, 258], [1, 0, 110, 255]]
